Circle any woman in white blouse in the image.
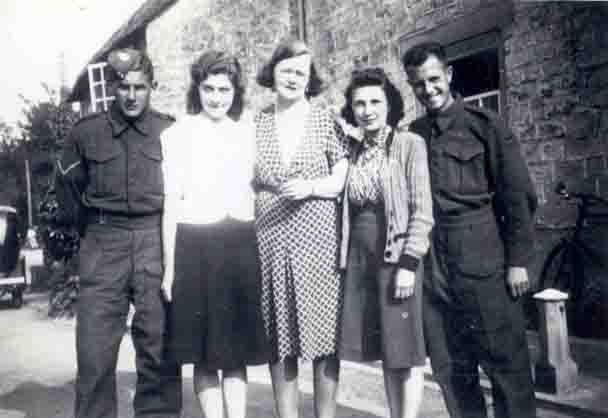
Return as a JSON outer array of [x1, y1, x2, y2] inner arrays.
[[161, 50, 267, 418]]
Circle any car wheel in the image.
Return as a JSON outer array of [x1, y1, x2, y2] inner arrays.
[[12, 290, 23, 309]]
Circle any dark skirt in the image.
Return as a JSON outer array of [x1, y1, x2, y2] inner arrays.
[[339, 205, 426, 369], [170, 217, 269, 369]]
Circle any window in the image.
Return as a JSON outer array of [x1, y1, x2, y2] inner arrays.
[[87, 62, 114, 113], [449, 48, 501, 113], [398, 2, 513, 119], [445, 31, 503, 114]]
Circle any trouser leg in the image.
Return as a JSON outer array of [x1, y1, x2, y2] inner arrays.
[[423, 293, 487, 418], [74, 229, 130, 418], [131, 228, 182, 418], [473, 279, 536, 418]]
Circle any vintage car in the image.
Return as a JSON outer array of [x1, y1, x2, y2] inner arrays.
[[0, 205, 27, 308]]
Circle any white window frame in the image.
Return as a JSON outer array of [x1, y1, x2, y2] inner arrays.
[[87, 62, 114, 113], [463, 89, 501, 113], [445, 30, 504, 115]]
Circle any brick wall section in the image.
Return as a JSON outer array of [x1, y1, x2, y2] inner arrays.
[[506, 2, 608, 228], [502, 2, 608, 282], [305, 0, 608, 281], [305, 0, 497, 119], [307, 0, 419, 117], [146, 0, 294, 118], [575, 4, 608, 200]]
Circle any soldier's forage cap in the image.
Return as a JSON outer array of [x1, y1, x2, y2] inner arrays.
[[107, 48, 147, 79]]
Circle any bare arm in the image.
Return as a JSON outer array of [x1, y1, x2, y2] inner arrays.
[[160, 138, 180, 302], [161, 201, 178, 301], [279, 114, 350, 201], [278, 158, 348, 200]]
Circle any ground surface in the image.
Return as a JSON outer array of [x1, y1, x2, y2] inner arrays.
[[0, 292, 449, 418]]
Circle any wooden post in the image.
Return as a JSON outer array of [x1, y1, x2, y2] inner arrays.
[[534, 288, 579, 395], [24, 157, 32, 229]]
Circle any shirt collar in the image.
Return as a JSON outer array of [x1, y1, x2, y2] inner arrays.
[[363, 125, 391, 149], [108, 103, 149, 137], [430, 95, 463, 135]]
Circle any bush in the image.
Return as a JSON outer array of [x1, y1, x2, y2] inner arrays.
[[46, 258, 79, 318]]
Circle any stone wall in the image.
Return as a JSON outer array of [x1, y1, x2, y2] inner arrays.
[[305, 0, 506, 120], [146, 0, 297, 118], [503, 2, 608, 294], [305, 1, 608, 283], [142, 0, 608, 289], [508, 2, 608, 222]]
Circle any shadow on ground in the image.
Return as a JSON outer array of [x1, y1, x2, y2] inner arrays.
[[0, 373, 389, 418]]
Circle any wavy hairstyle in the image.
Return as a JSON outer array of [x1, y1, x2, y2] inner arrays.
[[340, 67, 405, 128], [256, 38, 324, 99], [187, 50, 245, 120]]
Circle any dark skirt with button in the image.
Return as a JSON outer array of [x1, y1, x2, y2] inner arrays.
[[339, 205, 426, 369], [169, 218, 269, 369]]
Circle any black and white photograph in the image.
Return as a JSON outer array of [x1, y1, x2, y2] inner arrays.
[[1, 1, 607, 417]]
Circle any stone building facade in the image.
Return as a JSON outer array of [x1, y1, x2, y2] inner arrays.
[[145, 0, 302, 117], [70, 0, 608, 334]]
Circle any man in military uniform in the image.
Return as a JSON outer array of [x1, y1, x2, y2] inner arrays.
[[55, 48, 181, 418], [402, 42, 537, 418]]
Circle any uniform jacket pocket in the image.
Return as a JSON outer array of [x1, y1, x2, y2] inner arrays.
[[442, 135, 488, 196], [86, 144, 123, 197]]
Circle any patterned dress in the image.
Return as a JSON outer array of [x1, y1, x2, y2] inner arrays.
[[253, 103, 348, 361]]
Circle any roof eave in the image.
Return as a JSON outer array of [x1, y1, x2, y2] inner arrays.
[[68, 0, 177, 102]]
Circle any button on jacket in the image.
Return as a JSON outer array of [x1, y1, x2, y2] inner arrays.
[[340, 128, 434, 270], [409, 98, 537, 267], [56, 104, 174, 225]]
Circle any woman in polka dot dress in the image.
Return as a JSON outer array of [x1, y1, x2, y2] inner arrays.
[[253, 39, 348, 418]]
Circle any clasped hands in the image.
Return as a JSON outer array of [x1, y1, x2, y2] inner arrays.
[[278, 178, 314, 200]]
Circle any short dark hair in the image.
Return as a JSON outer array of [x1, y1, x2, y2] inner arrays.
[[256, 38, 324, 98], [187, 50, 245, 120], [340, 67, 405, 129], [401, 41, 448, 69]]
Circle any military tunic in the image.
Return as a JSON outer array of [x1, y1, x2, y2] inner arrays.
[[56, 104, 182, 418], [410, 98, 537, 418]]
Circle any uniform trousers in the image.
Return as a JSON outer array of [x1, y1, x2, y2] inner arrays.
[[75, 223, 182, 418], [423, 209, 536, 418]]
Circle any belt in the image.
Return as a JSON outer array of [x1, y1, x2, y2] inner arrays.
[[434, 205, 495, 229], [85, 208, 161, 229]]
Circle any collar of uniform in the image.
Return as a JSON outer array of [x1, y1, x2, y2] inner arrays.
[[430, 96, 464, 135], [107, 104, 149, 137]]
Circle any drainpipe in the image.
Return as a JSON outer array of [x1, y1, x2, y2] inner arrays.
[[297, 0, 307, 43]]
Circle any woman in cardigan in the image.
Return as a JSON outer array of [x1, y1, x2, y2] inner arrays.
[[338, 67, 434, 418]]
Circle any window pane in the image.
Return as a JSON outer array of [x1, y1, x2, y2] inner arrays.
[[482, 94, 499, 113], [100, 99, 113, 112], [450, 48, 499, 98], [91, 68, 102, 83], [94, 84, 105, 99]]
